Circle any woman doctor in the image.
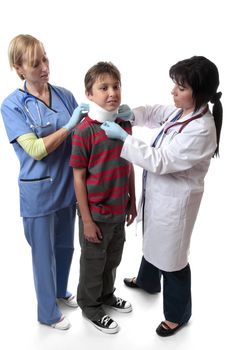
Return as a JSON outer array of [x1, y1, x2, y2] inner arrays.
[[1, 34, 87, 330], [101, 56, 223, 336]]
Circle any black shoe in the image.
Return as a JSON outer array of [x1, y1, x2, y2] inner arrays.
[[110, 297, 132, 313], [156, 321, 185, 337], [91, 315, 119, 334], [123, 277, 139, 289]]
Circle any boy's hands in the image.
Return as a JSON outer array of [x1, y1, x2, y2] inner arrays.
[[84, 221, 103, 243], [126, 201, 137, 226]]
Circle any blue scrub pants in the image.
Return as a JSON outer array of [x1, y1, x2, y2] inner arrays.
[[136, 256, 192, 324], [23, 204, 76, 325]]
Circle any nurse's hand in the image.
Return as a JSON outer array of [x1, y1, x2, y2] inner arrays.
[[101, 121, 128, 142], [63, 103, 89, 131], [114, 104, 134, 121]]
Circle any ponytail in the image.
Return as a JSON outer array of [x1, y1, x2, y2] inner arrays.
[[210, 92, 223, 157]]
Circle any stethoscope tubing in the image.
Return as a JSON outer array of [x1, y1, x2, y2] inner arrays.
[[152, 106, 208, 147], [22, 81, 71, 129], [163, 105, 208, 135]]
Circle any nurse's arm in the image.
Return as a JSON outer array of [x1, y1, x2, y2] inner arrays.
[[17, 128, 71, 160], [42, 127, 71, 154], [17, 133, 48, 160], [73, 168, 102, 243]]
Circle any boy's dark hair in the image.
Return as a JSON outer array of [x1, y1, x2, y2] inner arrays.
[[85, 61, 121, 93], [169, 56, 223, 157]]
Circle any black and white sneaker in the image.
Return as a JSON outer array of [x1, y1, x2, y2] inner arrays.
[[110, 297, 132, 313], [92, 315, 119, 334]]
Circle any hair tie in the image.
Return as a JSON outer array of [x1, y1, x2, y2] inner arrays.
[[210, 91, 222, 104]]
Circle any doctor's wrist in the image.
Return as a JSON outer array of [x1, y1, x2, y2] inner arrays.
[[120, 129, 128, 142]]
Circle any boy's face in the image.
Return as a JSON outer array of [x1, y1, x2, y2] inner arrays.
[[86, 74, 121, 111]]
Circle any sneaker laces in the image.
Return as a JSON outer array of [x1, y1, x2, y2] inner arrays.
[[100, 315, 112, 326], [115, 297, 124, 307]]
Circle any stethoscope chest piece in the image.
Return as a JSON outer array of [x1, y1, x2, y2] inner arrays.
[[23, 81, 51, 129]]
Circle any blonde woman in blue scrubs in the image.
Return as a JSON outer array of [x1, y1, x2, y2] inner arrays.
[[1, 34, 87, 330]]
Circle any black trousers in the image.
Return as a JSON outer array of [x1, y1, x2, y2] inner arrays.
[[136, 256, 192, 324], [77, 219, 125, 321]]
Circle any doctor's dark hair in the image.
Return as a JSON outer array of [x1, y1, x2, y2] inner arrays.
[[85, 61, 121, 94], [8, 34, 45, 80], [169, 56, 223, 157]]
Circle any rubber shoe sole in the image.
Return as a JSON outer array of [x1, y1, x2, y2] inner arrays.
[[110, 303, 132, 313], [51, 316, 71, 330], [58, 295, 78, 308], [88, 315, 119, 334], [123, 277, 139, 289]]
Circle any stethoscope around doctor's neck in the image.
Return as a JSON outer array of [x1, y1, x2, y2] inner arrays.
[[22, 81, 71, 129], [142, 105, 209, 200], [152, 105, 209, 147]]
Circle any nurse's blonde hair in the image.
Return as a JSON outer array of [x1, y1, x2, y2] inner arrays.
[[8, 34, 45, 80]]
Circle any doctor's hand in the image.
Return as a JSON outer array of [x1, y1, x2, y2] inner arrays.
[[101, 121, 129, 142], [63, 103, 89, 131], [114, 104, 134, 121]]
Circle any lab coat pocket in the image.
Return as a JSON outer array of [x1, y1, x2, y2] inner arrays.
[[145, 191, 186, 233], [144, 192, 188, 269], [19, 176, 53, 217]]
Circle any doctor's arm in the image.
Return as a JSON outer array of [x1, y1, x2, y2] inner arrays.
[[73, 168, 102, 243], [132, 105, 177, 128], [120, 126, 217, 174]]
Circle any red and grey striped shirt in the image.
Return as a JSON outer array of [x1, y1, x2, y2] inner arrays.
[[70, 116, 132, 223]]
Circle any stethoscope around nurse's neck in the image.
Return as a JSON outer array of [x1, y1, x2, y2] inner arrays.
[[22, 81, 51, 129]]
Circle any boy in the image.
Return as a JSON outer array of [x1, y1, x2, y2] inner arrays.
[[70, 62, 137, 334]]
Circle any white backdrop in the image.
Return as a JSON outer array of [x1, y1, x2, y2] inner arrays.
[[0, 1, 232, 349]]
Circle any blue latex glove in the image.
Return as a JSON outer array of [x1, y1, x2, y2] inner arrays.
[[114, 104, 134, 121], [63, 103, 89, 131], [101, 121, 128, 141]]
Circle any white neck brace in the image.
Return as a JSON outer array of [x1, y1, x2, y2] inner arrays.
[[88, 101, 118, 123]]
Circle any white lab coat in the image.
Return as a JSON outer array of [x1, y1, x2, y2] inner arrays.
[[121, 104, 217, 272]]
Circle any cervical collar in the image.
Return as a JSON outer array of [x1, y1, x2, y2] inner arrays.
[[88, 101, 118, 123]]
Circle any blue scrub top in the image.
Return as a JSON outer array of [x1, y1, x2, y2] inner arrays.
[[1, 84, 78, 217]]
